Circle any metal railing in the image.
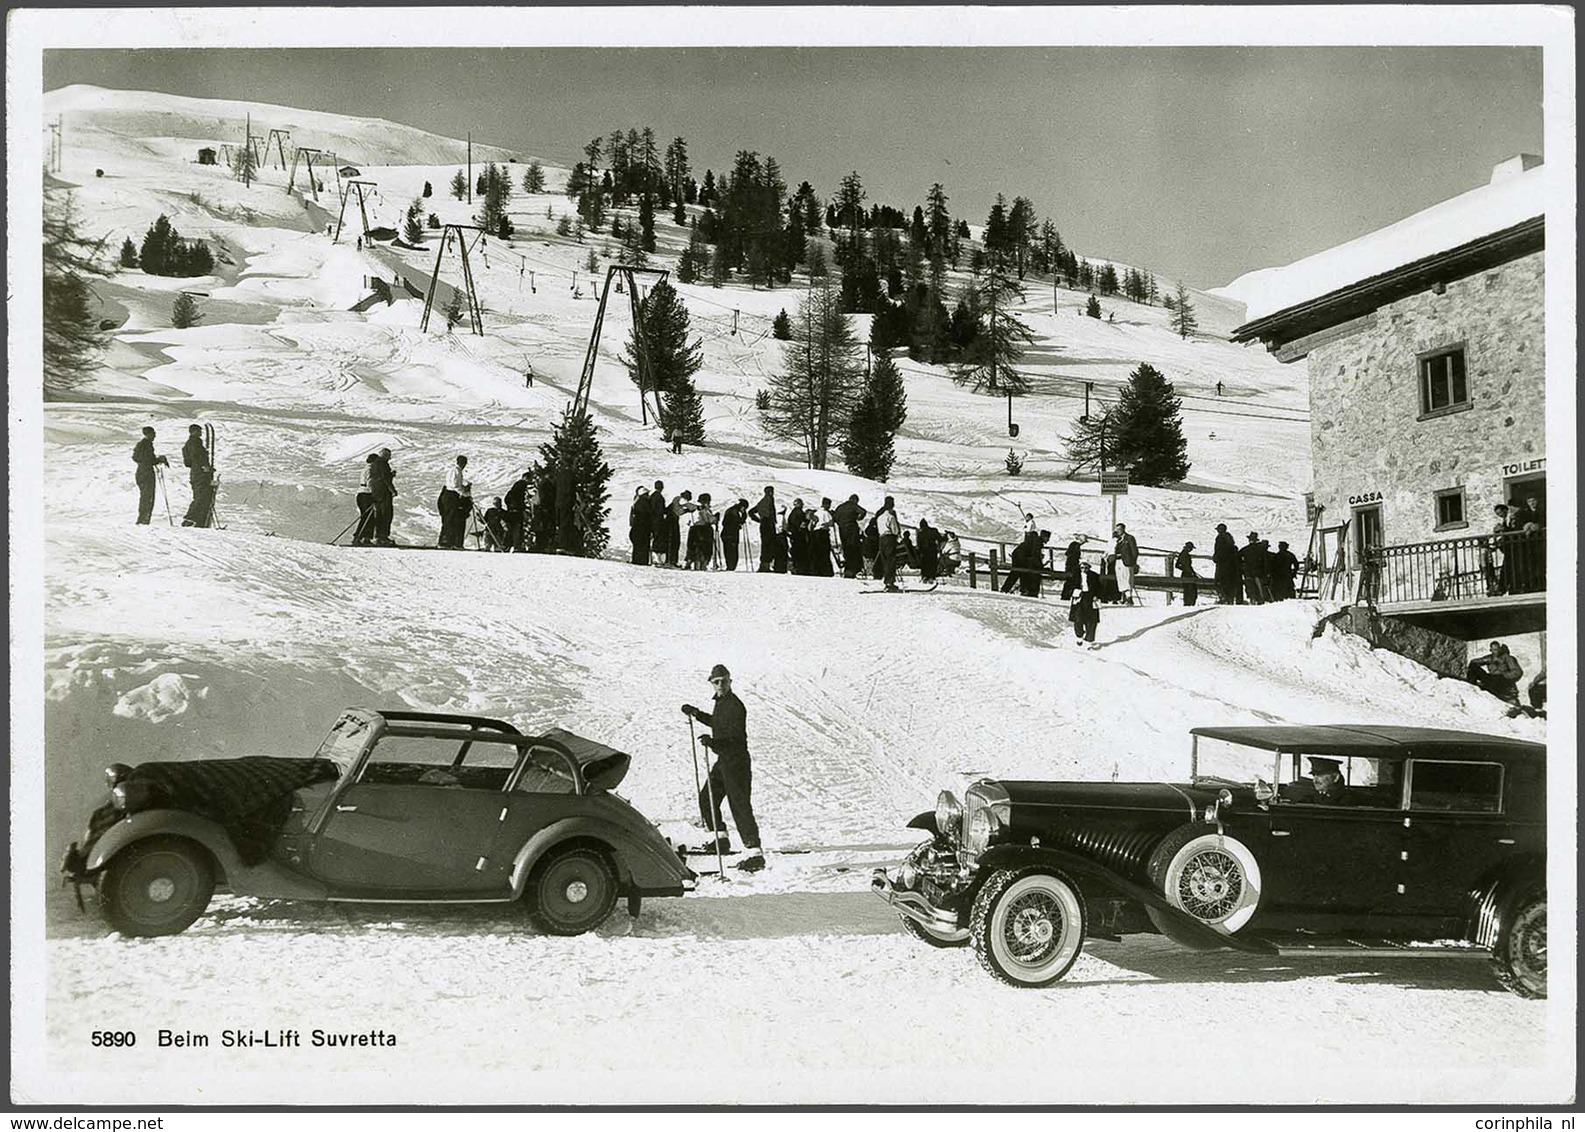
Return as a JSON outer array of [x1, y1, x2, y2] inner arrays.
[[1363, 528, 1546, 606]]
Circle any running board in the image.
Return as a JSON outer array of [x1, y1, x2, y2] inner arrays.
[[1260, 936, 1489, 960]]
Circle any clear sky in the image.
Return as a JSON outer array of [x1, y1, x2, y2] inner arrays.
[[43, 46, 1543, 288]]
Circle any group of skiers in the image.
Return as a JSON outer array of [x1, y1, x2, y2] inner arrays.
[[626, 484, 965, 591], [131, 424, 218, 528], [348, 451, 541, 552], [1207, 524, 1301, 605]]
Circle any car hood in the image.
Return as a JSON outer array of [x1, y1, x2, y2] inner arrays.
[[996, 780, 1217, 820], [538, 728, 631, 792]]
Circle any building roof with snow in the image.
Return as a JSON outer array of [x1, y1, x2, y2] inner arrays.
[[1230, 156, 1547, 352]]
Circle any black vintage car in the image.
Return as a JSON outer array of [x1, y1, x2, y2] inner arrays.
[[61, 709, 693, 937], [873, 725, 1546, 997]]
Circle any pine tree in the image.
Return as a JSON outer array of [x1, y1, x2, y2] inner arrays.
[[474, 162, 513, 234], [841, 386, 894, 481], [673, 198, 687, 226], [403, 198, 425, 244], [522, 161, 545, 194], [835, 170, 865, 264], [450, 169, 468, 200], [869, 351, 908, 434], [230, 140, 259, 186], [118, 237, 139, 268], [620, 279, 703, 430], [42, 187, 110, 396], [951, 268, 1034, 395], [1112, 362, 1191, 485], [171, 291, 201, 329], [1171, 282, 1198, 339], [639, 192, 656, 252], [1098, 263, 1119, 294], [423, 180, 433, 198], [663, 379, 706, 446], [761, 280, 864, 470], [529, 407, 612, 556], [1062, 412, 1110, 479], [1086, 293, 1102, 318], [772, 309, 792, 340]]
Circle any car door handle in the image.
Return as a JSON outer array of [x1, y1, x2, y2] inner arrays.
[[1271, 830, 1291, 837], [336, 805, 358, 812], [1496, 837, 1516, 845]]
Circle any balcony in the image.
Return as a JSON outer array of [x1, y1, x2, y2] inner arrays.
[[1362, 529, 1546, 638]]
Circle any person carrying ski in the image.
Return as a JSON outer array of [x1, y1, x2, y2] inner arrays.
[[180, 424, 215, 528], [875, 496, 902, 591], [438, 455, 471, 549], [681, 664, 764, 872], [748, 487, 778, 572], [132, 426, 169, 525], [833, 494, 867, 579]]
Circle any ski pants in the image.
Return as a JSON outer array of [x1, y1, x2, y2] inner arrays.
[[374, 493, 394, 542], [698, 752, 760, 850], [136, 470, 156, 525], [722, 529, 740, 571], [353, 492, 377, 543], [877, 533, 898, 588], [839, 526, 862, 578], [757, 527, 777, 571]]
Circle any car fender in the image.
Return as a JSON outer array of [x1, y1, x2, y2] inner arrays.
[[1465, 853, 1545, 948], [84, 810, 244, 879], [509, 816, 691, 897], [906, 810, 937, 835], [974, 843, 1278, 955]]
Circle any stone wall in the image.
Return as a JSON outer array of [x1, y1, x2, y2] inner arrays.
[[1307, 249, 1545, 554]]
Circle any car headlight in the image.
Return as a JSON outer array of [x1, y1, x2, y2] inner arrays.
[[963, 805, 998, 856], [935, 790, 962, 840]]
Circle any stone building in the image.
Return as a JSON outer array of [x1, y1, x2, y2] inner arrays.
[[1233, 156, 1548, 655]]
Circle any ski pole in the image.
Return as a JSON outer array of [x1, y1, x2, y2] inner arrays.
[[692, 717, 726, 878], [331, 508, 371, 546], [156, 467, 174, 526], [686, 714, 703, 814]]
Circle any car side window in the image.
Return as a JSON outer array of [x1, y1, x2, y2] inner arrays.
[[360, 734, 515, 790], [513, 746, 577, 795], [1409, 760, 1503, 813], [1278, 754, 1401, 808]]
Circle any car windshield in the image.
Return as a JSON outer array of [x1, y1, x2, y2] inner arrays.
[[1192, 737, 1278, 787], [313, 712, 372, 777]]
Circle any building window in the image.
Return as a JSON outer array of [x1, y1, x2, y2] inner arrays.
[[1418, 347, 1469, 417], [1434, 487, 1467, 531]]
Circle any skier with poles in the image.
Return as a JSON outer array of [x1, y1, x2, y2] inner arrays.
[[352, 453, 379, 545], [180, 424, 215, 528], [681, 664, 764, 873], [132, 426, 169, 525]]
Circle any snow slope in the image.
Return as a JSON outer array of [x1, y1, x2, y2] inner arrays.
[[22, 85, 1566, 1106]]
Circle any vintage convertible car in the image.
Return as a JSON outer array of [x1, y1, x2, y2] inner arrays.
[[61, 708, 693, 937], [874, 725, 1546, 997]]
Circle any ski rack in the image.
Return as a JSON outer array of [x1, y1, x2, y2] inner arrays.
[[334, 180, 379, 243], [572, 265, 670, 424], [419, 225, 484, 336]]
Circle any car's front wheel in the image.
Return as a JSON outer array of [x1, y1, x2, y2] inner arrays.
[[99, 837, 215, 937], [1492, 890, 1546, 999], [527, 846, 619, 936], [969, 869, 1086, 987], [1145, 826, 1263, 946]]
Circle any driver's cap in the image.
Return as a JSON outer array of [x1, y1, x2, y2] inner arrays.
[[708, 664, 731, 681]]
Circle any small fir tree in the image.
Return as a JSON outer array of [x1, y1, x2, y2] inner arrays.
[[1111, 361, 1191, 485], [869, 351, 908, 434], [620, 280, 704, 438], [1086, 293, 1102, 318], [951, 268, 1034, 395], [450, 169, 468, 200], [403, 199, 425, 245], [639, 193, 656, 252], [841, 386, 895, 481], [171, 292, 202, 329], [528, 407, 612, 556], [1005, 448, 1025, 476], [118, 237, 139, 268], [1170, 282, 1198, 339], [771, 309, 792, 340], [522, 161, 546, 194], [422, 180, 433, 198]]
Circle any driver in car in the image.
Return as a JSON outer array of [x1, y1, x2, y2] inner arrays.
[[1282, 756, 1349, 804]]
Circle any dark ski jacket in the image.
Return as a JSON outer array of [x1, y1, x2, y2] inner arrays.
[[1240, 541, 1269, 579], [1175, 549, 1199, 578], [132, 437, 162, 476], [370, 456, 396, 500], [1213, 531, 1238, 567], [182, 436, 212, 475], [505, 479, 530, 513], [721, 502, 747, 539], [695, 690, 749, 762], [833, 499, 866, 533], [748, 493, 777, 536], [629, 495, 652, 536]]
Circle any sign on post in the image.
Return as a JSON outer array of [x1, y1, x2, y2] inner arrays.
[[1100, 471, 1129, 496]]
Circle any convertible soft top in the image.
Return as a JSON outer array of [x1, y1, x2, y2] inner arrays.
[[1191, 724, 1544, 760]]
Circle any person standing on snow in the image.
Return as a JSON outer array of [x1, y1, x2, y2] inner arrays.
[[668, 490, 695, 567], [1212, 523, 1241, 604], [1061, 539, 1084, 598], [1112, 522, 1139, 604], [180, 424, 215, 528], [876, 496, 902, 591], [1240, 531, 1269, 604], [1175, 542, 1200, 606], [809, 498, 837, 577], [353, 453, 379, 545], [132, 426, 169, 525], [833, 494, 867, 578], [682, 664, 764, 872], [1069, 560, 1101, 646], [438, 455, 471, 549], [628, 485, 652, 564], [916, 518, 940, 584], [748, 486, 778, 572], [720, 498, 748, 571], [504, 471, 532, 552], [1270, 540, 1299, 601], [370, 448, 397, 546]]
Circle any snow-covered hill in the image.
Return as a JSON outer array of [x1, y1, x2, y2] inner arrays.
[[24, 84, 1560, 1106]]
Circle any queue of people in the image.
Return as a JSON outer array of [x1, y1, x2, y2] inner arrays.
[[1209, 523, 1300, 605]]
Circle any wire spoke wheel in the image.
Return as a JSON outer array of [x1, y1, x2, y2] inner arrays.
[[970, 870, 1086, 987], [1493, 893, 1547, 999], [1147, 828, 1264, 940], [1176, 848, 1245, 921]]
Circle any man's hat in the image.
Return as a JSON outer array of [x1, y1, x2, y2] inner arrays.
[[1184, 541, 1195, 550], [1215, 523, 1227, 531], [708, 664, 731, 681], [1308, 757, 1343, 776]]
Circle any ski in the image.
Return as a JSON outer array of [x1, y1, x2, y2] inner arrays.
[[858, 582, 938, 594]]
